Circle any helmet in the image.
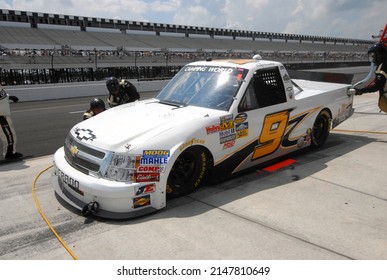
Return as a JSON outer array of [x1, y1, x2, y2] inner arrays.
[[90, 98, 106, 110], [106, 77, 120, 93], [368, 43, 387, 64]]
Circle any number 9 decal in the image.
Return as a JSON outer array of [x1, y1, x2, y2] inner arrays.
[[252, 110, 289, 160]]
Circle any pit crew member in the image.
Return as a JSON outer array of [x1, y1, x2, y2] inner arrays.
[[106, 77, 140, 107]]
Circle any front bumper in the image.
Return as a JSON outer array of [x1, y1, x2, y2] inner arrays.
[[51, 148, 165, 219]]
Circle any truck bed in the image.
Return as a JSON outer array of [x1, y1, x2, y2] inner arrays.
[[293, 79, 350, 99]]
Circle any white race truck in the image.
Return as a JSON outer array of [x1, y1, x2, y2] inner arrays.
[[52, 58, 355, 219]]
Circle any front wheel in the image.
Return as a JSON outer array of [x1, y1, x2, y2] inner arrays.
[[166, 147, 208, 198], [311, 110, 331, 148]]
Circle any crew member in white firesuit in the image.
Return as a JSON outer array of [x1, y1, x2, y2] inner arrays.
[[0, 85, 23, 160], [83, 98, 106, 120], [355, 42, 387, 112], [105, 77, 140, 107]]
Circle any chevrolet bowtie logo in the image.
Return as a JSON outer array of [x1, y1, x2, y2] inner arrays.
[[70, 145, 79, 157]]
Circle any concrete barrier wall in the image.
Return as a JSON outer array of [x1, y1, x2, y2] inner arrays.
[[3, 61, 369, 102], [3, 79, 170, 102]]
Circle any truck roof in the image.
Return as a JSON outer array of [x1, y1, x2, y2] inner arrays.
[[186, 58, 283, 70]]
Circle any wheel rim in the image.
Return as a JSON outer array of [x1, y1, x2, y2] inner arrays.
[[312, 112, 329, 146], [313, 116, 325, 140], [170, 151, 196, 185]]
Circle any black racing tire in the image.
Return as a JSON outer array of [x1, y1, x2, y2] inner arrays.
[[166, 146, 208, 198], [311, 110, 331, 148]]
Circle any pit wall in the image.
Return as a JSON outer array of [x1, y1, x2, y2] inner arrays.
[[4, 61, 368, 102], [4, 79, 170, 102]]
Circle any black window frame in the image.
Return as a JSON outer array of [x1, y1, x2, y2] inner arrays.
[[238, 67, 287, 112]]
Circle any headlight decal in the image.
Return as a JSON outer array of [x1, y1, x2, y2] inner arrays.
[[103, 153, 141, 182], [102, 150, 171, 183], [105, 166, 135, 182]]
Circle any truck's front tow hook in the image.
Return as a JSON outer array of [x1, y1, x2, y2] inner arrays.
[[81, 201, 99, 216]]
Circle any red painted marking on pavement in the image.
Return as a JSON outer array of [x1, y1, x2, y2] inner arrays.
[[262, 159, 296, 172]]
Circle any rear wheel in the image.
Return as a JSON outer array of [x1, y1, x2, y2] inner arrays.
[[166, 146, 208, 198], [311, 110, 331, 148]]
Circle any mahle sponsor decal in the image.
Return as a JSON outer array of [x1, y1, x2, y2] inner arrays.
[[140, 157, 168, 165], [140, 150, 170, 164]]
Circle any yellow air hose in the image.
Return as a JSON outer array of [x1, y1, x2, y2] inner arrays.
[[32, 164, 78, 260]]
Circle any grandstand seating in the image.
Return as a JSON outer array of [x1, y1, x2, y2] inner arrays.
[[1, 25, 370, 52], [0, 25, 370, 69], [0, 9, 372, 72]]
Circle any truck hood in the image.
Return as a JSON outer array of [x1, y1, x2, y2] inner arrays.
[[71, 99, 221, 151]]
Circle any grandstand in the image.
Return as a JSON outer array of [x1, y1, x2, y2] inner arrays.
[[0, 9, 373, 85]]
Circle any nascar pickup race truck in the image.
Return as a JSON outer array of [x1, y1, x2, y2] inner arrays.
[[52, 57, 355, 219]]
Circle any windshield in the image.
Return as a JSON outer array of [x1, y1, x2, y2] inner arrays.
[[155, 65, 249, 111]]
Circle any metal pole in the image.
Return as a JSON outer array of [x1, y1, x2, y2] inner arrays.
[[94, 51, 98, 70]]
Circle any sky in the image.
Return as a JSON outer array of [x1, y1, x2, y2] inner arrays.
[[1, 0, 387, 40]]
